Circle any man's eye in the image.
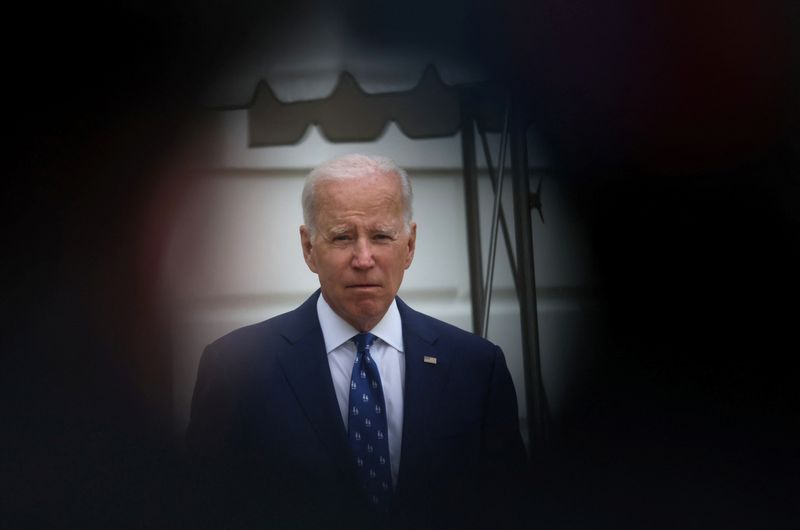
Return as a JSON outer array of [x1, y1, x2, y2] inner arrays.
[[333, 235, 351, 241]]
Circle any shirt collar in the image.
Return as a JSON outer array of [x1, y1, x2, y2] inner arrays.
[[316, 294, 404, 354]]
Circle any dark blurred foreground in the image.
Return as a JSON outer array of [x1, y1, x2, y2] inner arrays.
[[2, 1, 799, 528]]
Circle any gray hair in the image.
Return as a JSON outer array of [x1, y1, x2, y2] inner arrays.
[[301, 154, 413, 236]]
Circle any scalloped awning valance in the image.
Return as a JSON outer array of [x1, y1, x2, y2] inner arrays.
[[243, 64, 510, 146]]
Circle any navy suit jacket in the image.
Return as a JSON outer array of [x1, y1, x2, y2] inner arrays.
[[186, 291, 527, 529]]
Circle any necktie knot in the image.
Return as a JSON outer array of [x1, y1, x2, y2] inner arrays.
[[353, 332, 377, 353]]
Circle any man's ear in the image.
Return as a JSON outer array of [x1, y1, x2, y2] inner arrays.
[[404, 222, 417, 270], [300, 225, 318, 273]]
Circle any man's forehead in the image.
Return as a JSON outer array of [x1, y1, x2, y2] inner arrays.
[[316, 177, 403, 209], [312, 173, 406, 229]]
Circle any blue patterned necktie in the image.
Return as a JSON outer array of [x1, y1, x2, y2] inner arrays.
[[348, 332, 393, 509]]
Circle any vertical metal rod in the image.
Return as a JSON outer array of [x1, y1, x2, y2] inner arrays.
[[460, 94, 484, 334], [481, 104, 510, 339], [510, 104, 547, 454], [477, 122, 519, 297]]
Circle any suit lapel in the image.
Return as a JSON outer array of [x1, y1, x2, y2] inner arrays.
[[395, 297, 449, 494], [276, 291, 353, 476]]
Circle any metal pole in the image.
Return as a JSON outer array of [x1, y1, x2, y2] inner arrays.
[[477, 121, 519, 297], [510, 104, 547, 454], [481, 105, 510, 339], [460, 93, 484, 335]]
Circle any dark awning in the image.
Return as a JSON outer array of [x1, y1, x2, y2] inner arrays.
[[245, 65, 512, 146]]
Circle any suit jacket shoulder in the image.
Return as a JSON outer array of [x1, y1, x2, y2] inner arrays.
[[399, 297, 500, 348], [186, 292, 326, 454], [202, 292, 320, 365]]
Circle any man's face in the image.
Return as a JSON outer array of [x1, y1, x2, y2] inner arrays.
[[300, 172, 416, 332]]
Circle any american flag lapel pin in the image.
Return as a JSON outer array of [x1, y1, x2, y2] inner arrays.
[[423, 355, 437, 365]]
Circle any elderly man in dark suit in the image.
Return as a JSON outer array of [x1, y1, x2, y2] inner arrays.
[[186, 154, 528, 529]]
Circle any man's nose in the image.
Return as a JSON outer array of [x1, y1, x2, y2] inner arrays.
[[351, 239, 375, 269]]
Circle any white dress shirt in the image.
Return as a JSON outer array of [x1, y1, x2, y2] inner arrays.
[[317, 294, 405, 486]]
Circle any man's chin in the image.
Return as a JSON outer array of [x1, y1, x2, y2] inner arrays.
[[344, 300, 390, 329]]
